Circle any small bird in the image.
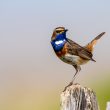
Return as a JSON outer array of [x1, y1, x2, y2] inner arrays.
[[51, 27, 105, 82]]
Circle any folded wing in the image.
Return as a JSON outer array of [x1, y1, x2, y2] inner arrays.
[[67, 38, 95, 61]]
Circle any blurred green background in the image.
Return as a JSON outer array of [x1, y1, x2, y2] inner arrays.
[[0, 0, 110, 110]]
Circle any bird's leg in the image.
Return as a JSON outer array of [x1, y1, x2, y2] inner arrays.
[[71, 68, 78, 82], [71, 65, 81, 83], [67, 65, 81, 86], [63, 65, 81, 92]]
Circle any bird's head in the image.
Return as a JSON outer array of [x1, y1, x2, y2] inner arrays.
[[51, 27, 68, 41]]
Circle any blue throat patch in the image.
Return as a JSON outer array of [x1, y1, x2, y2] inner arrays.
[[51, 33, 67, 52]]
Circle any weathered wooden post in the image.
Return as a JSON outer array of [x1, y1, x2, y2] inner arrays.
[[60, 83, 100, 110]]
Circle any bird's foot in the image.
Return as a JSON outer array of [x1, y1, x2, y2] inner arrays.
[[63, 81, 73, 92]]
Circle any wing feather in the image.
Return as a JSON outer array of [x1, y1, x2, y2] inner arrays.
[[67, 38, 95, 61]]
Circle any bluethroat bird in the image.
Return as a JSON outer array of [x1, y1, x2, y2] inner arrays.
[[51, 27, 105, 83]]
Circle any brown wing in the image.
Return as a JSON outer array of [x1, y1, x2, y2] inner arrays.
[[67, 38, 95, 61]]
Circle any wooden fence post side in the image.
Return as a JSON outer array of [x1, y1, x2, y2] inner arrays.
[[60, 83, 100, 110]]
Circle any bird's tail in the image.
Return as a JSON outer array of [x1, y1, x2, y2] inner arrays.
[[85, 32, 106, 52]]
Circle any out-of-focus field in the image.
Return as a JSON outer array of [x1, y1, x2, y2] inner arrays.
[[92, 77, 110, 110], [0, 74, 110, 110]]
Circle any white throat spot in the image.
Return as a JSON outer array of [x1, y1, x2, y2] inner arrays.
[[55, 40, 64, 45]]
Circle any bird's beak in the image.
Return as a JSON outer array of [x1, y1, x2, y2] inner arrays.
[[65, 29, 68, 32]]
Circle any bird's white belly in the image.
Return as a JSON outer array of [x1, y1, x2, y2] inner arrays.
[[61, 54, 89, 65]]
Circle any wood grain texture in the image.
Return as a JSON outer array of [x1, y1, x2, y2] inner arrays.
[[60, 83, 100, 110]]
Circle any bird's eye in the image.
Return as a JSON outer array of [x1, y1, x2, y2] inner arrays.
[[56, 30, 61, 33], [56, 30, 64, 34]]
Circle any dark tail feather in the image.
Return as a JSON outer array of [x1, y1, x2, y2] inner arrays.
[[91, 58, 96, 62], [85, 32, 106, 52], [91, 32, 105, 42]]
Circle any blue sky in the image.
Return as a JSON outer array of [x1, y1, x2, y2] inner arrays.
[[0, 0, 110, 91]]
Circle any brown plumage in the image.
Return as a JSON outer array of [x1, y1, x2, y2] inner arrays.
[[85, 32, 105, 52], [51, 27, 106, 83]]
